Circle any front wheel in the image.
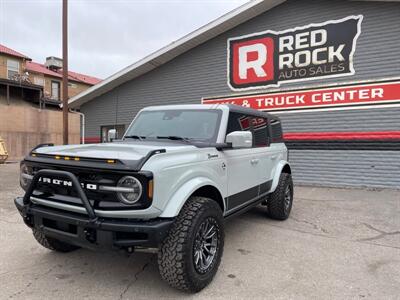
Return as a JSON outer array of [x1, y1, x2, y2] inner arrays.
[[158, 197, 224, 292], [267, 172, 294, 220]]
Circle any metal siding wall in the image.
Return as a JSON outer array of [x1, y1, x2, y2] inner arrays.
[[81, 0, 400, 188], [290, 150, 400, 188], [279, 107, 400, 133]]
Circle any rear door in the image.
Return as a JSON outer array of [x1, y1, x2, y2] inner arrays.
[[251, 116, 275, 195], [222, 113, 260, 213]]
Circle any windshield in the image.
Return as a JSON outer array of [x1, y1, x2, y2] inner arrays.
[[124, 109, 222, 143]]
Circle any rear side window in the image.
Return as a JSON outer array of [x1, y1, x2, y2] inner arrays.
[[270, 119, 283, 143], [226, 112, 269, 147], [252, 117, 269, 147]]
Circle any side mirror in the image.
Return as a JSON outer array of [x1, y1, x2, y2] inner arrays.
[[107, 129, 117, 142], [226, 131, 252, 148]]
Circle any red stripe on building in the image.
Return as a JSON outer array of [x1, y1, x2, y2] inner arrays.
[[83, 136, 101, 143], [284, 131, 400, 141], [203, 81, 400, 111], [83, 131, 400, 144]]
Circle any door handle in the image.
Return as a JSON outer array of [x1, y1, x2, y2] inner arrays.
[[250, 159, 259, 165], [271, 155, 278, 160]]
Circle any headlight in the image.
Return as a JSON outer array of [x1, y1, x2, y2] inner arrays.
[[20, 163, 33, 191], [116, 176, 142, 205]]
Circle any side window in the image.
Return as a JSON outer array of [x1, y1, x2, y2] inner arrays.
[[226, 112, 252, 135], [226, 112, 269, 147], [252, 117, 269, 147], [270, 119, 283, 143]]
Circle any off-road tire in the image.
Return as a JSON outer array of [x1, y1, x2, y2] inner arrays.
[[158, 197, 224, 292], [267, 172, 293, 220], [33, 228, 80, 252]]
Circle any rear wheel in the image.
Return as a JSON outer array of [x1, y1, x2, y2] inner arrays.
[[267, 173, 293, 220], [33, 228, 80, 252], [158, 196, 224, 292]]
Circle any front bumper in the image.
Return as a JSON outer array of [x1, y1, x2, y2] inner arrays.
[[15, 168, 173, 250], [15, 197, 174, 250]]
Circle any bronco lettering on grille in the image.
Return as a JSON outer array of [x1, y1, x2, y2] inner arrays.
[[39, 177, 97, 190]]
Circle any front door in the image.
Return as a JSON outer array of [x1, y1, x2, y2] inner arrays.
[[222, 113, 260, 214]]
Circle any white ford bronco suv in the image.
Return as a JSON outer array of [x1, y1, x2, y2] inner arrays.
[[15, 104, 293, 292]]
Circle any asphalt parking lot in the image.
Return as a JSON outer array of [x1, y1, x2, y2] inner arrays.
[[0, 162, 399, 299]]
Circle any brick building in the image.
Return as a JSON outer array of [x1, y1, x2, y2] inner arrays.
[[0, 44, 101, 160]]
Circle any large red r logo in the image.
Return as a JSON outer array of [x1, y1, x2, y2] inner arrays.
[[230, 37, 275, 87]]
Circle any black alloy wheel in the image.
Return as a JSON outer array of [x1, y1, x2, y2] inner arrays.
[[193, 217, 220, 274]]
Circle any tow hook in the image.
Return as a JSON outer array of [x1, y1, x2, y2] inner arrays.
[[84, 228, 97, 243], [23, 214, 34, 228]]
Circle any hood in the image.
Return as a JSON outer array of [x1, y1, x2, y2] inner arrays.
[[35, 141, 197, 161]]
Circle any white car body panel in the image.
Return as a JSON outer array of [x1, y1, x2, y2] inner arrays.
[[142, 147, 227, 217], [27, 104, 291, 220], [35, 143, 197, 161]]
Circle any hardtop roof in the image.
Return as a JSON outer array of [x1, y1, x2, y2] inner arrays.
[[142, 103, 280, 120], [225, 104, 280, 120]]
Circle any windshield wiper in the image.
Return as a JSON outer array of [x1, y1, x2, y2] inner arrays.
[[156, 136, 191, 142], [124, 135, 145, 141]]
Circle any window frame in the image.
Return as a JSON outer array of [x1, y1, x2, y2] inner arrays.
[[250, 116, 271, 148], [51, 80, 61, 100], [270, 118, 284, 143], [7, 59, 20, 79], [225, 112, 271, 149], [124, 109, 223, 143]]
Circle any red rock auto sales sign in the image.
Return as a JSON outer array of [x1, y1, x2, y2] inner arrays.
[[228, 15, 363, 91], [202, 81, 400, 112]]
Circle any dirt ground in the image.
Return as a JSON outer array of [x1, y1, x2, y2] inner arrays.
[[0, 162, 399, 299]]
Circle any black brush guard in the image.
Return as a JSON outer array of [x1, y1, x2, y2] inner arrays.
[[15, 169, 173, 249], [23, 169, 98, 221]]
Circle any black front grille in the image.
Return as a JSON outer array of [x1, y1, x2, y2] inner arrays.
[[29, 164, 152, 211]]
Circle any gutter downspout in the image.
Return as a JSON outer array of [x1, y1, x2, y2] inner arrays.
[[69, 109, 85, 144]]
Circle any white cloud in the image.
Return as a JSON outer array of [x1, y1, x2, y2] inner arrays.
[[0, 0, 248, 78]]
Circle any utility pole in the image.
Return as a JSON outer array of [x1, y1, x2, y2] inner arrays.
[[62, 0, 69, 144]]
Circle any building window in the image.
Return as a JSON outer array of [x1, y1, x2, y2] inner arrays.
[[51, 81, 60, 100], [7, 59, 19, 79], [34, 76, 44, 86]]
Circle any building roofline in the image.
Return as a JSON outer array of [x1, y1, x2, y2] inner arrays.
[[0, 44, 31, 60], [25, 61, 101, 85], [68, 0, 285, 108], [68, 0, 398, 109]]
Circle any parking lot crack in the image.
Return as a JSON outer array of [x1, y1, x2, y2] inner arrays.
[[265, 223, 333, 238], [358, 223, 400, 242], [296, 197, 349, 202], [290, 217, 329, 233], [119, 256, 153, 300]]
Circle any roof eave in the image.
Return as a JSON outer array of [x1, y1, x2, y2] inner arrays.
[[68, 0, 285, 108]]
